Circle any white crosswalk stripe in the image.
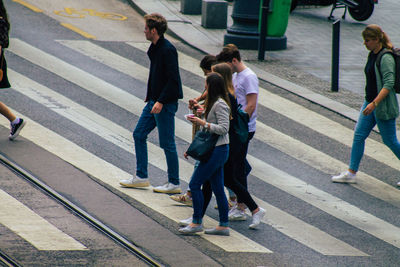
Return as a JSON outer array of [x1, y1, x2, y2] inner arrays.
[[5, 38, 400, 256], [8, 68, 367, 256], [0, 189, 87, 250]]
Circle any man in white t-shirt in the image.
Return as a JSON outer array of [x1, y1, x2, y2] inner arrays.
[[216, 44, 260, 220]]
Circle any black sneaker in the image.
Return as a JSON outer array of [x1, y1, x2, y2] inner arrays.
[[9, 119, 26, 140]]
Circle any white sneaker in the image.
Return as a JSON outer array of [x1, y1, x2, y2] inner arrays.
[[153, 182, 182, 194], [397, 181, 400, 187], [228, 207, 247, 221], [179, 217, 192, 227], [331, 171, 357, 184], [249, 207, 265, 229], [119, 176, 150, 188], [228, 204, 238, 216]]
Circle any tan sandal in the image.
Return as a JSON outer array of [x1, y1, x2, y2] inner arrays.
[[170, 193, 193, 206]]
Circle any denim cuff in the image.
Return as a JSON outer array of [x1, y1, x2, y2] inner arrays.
[[219, 222, 229, 227], [192, 217, 202, 225]]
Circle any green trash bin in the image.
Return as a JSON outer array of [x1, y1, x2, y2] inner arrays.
[[258, 0, 291, 49]]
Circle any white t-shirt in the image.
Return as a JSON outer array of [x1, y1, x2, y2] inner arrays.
[[232, 67, 259, 133]]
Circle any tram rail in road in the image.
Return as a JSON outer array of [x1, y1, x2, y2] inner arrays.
[[0, 153, 163, 267], [0, 249, 22, 267]]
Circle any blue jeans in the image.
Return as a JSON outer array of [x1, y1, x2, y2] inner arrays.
[[189, 145, 229, 226], [133, 101, 179, 185], [350, 101, 400, 172]]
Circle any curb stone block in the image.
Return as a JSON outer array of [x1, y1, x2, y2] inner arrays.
[[201, 0, 227, 29]]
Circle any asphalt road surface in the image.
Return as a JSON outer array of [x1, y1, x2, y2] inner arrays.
[[0, 0, 399, 266]]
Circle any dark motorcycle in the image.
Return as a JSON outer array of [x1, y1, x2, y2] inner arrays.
[[290, 0, 378, 21]]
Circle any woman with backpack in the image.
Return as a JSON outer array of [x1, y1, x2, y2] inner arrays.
[[0, 0, 25, 140], [332, 24, 400, 187]]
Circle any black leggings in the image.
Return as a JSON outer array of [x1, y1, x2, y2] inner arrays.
[[201, 132, 258, 216]]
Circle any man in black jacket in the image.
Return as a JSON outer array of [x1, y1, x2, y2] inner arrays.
[[120, 13, 183, 193]]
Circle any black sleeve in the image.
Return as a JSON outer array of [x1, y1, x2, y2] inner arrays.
[[0, 18, 9, 48], [157, 47, 181, 103]]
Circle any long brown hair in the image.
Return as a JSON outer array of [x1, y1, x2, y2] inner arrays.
[[212, 63, 235, 96], [362, 24, 393, 49], [204, 73, 231, 119], [0, 0, 9, 27]]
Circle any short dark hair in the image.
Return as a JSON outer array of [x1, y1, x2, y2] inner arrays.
[[216, 44, 241, 63], [199, 55, 217, 72], [144, 13, 167, 36]]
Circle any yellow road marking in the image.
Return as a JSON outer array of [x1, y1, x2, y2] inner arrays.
[[12, 0, 43, 13], [60, 23, 96, 39], [54, 8, 127, 21]]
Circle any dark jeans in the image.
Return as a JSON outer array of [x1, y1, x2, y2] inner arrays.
[[201, 132, 258, 215], [189, 145, 229, 226], [133, 101, 179, 184]]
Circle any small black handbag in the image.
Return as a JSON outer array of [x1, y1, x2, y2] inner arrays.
[[186, 130, 219, 162]]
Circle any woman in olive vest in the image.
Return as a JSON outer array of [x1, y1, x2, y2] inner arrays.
[[332, 24, 400, 187]]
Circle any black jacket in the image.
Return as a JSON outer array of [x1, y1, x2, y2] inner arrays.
[[146, 36, 183, 104]]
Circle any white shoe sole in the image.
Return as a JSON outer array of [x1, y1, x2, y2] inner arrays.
[[153, 188, 182, 194], [119, 181, 150, 188], [331, 178, 356, 184], [228, 216, 247, 221]]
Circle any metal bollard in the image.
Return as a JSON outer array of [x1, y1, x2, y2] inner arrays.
[[331, 19, 340, 92], [258, 0, 271, 61], [181, 0, 202, 15]]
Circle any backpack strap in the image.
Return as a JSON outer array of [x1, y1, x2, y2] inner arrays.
[[376, 48, 393, 77]]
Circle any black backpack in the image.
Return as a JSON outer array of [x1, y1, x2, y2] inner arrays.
[[376, 48, 400, 94], [234, 104, 249, 143]]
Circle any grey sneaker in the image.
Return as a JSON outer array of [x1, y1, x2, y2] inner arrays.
[[119, 176, 150, 188], [331, 171, 356, 184], [9, 118, 26, 140], [153, 183, 182, 194], [249, 207, 265, 229], [204, 227, 229, 236], [178, 224, 203, 234]]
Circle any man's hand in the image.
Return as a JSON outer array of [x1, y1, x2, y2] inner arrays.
[[151, 102, 163, 114]]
